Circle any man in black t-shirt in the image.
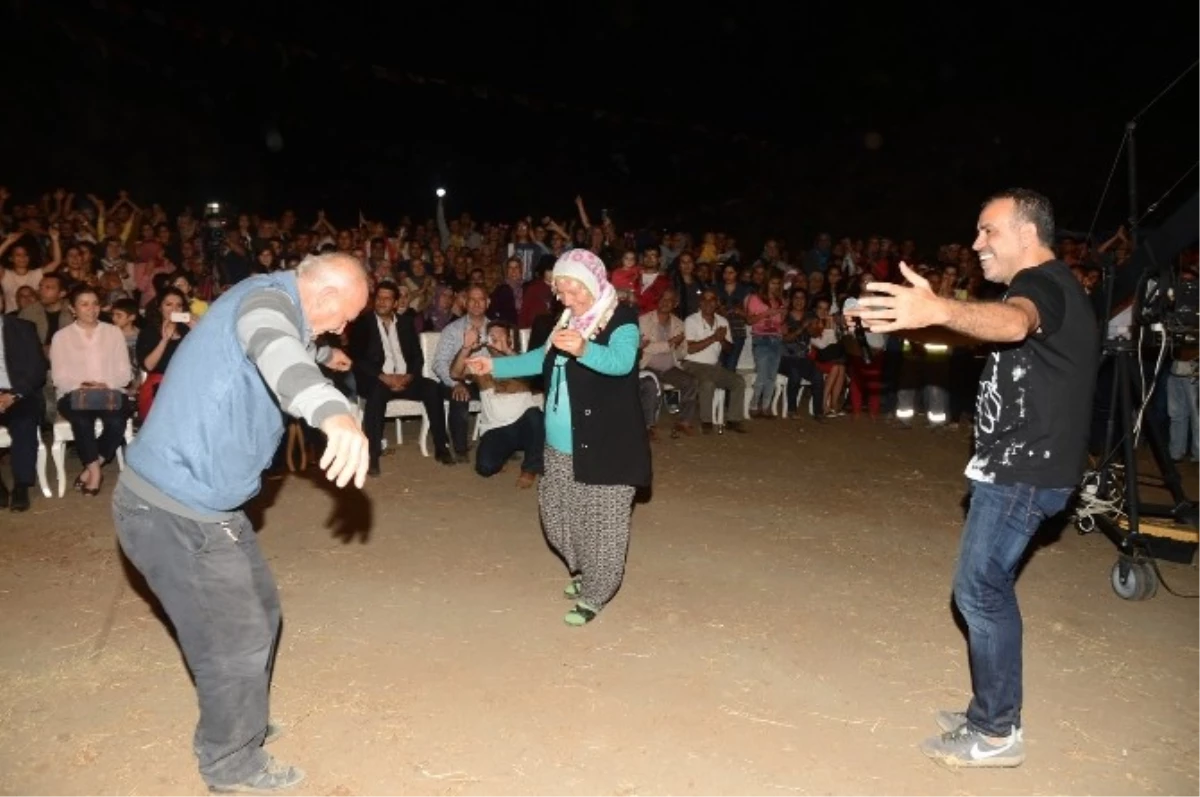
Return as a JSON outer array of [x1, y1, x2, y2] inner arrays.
[[851, 188, 1099, 769]]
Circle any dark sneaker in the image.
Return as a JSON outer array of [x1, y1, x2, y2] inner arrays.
[[435, 450, 456, 466], [919, 723, 1024, 768], [208, 756, 305, 794]]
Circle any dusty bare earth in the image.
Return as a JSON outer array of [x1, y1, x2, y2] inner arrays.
[[1, 416, 1197, 796]]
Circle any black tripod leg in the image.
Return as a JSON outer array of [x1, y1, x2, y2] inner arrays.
[[1116, 352, 1143, 539]]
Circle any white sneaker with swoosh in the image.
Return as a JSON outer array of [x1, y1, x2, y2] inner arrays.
[[920, 723, 1025, 768]]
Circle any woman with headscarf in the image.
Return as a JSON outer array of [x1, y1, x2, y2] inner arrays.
[[467, 249, 650, 626], [488, 256, 525, 325], [424, 284, 458, 332]]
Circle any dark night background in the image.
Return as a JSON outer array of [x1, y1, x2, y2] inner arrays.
[[3, 0, 1197, 249]]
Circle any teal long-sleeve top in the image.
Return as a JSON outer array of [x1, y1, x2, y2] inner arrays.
[[491, 324, 641, 453]]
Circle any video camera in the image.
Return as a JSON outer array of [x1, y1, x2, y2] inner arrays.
[[202, 201, 228, 262]]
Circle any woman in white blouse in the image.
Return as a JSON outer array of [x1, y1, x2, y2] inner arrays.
[[50, 285, 132, 495]]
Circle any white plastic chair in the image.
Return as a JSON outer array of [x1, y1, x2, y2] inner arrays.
[[52, 418, 134, 497], [711, 387, 727, 431], [771, 374, 788, 418], [0, 425, 53, 498], [734, 331, 756, 417], [359, 397, 430, 457]]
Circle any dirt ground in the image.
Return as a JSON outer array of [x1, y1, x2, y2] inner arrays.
[[0, 415, 1197, 796]]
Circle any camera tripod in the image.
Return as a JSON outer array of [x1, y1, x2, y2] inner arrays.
[[1076, 332, 1198, 600]]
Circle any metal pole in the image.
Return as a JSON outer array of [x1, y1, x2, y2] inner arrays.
[[1126, 120, 1138, 247]]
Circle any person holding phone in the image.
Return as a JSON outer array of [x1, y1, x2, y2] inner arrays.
[[135, 287, 195, 421], [112, 253, 370, 793], [466, 249, 650, 626]]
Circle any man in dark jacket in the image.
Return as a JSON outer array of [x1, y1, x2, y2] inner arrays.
[[349, 280, 455, 472], [0, 289, 48, 511]]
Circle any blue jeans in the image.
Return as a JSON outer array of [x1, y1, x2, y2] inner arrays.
[[750, 337, 782, 410], [475, 406, 545, 476], [1166, 372, 1199, 460], [955, 480, 1073, 737], [112, 483, 280, 787]]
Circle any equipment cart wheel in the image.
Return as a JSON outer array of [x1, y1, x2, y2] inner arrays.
[[1110, 555, 1158, 601]]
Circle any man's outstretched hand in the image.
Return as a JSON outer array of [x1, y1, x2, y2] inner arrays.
[[846, 262, 947, 334], [319, 413, 370, 489]]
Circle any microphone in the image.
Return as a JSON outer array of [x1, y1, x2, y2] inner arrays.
[[841, 296, 873, 365]]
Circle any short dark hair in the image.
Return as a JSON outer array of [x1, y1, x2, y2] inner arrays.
[[111, 298, 139, 317], [40, 272, 66, 292], [986, 188, 1055, 248], [375, 280, 402, 300]]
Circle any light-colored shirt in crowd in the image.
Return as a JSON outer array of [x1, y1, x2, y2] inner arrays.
[[811, 326, 840, 350], [376, 314, 408, 375], [432, 315, 489, 386], [1, 269, 42, 310], [49, 321, 132, 397], [638, 311, 685, 371], [683, 312, 730, 366], [479, 380, 539, 428]]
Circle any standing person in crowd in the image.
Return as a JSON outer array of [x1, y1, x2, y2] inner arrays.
[[850, 188, 1098, 768], [111, 252, 370, 793], [744, 272, 787, 416], [466, 249, 650, 626]]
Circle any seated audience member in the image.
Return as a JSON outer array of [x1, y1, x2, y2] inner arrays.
[[49, 284, 133, 496], [348, 280, 455, 473], [135, 287, 194, 421], [0, 289, 49, 511]]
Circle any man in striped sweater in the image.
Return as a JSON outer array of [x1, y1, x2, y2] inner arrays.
[[113, 253, 370, 793]]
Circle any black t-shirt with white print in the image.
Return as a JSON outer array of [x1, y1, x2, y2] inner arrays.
[[966, 259, 1099, 488]]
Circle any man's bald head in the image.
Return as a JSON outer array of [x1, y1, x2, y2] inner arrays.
[[296, 252, 369, 336]]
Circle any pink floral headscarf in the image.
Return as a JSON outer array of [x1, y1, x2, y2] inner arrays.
[[552, 249, 619, 339]]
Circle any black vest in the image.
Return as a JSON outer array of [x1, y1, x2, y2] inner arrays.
[[540, 303, 652, 487]]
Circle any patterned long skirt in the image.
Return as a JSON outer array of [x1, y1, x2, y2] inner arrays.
[[538, 447, 635, 610]]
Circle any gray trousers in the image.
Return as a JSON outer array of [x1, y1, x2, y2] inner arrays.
[[680, 360, 747, 422], [641, 366, 699, 425], [112, 483, 279, 787]]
